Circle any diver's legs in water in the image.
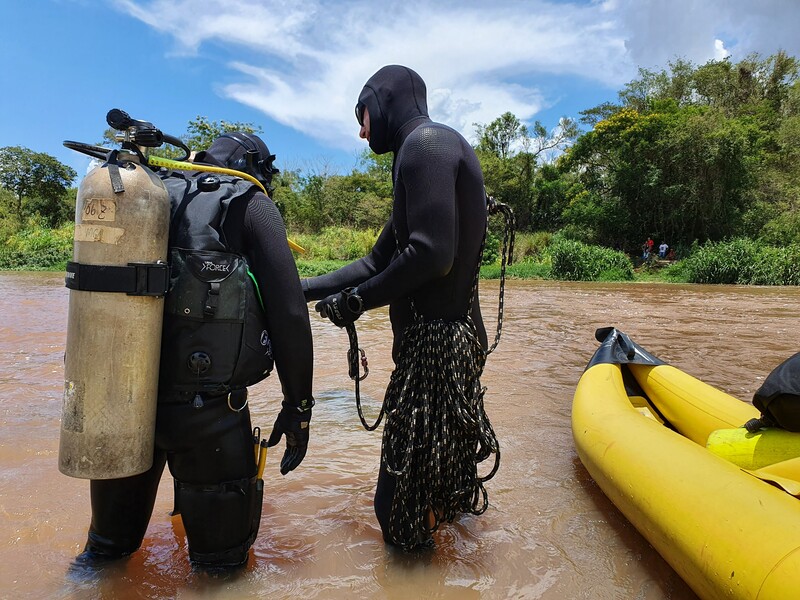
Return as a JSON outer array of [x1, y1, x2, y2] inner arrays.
[[80, 450, 167, 561], [162, 394, 259, 567]]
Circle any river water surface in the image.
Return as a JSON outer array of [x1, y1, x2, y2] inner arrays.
[[2, 272, 800, 599]]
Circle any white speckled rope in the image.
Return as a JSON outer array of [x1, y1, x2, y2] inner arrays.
[[345, 195, 514, 550], [381, 315, 500, 550]]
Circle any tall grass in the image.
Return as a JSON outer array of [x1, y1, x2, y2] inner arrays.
[[4, 221, 800, 288], [512, 231, 553, 263], [293, 227, 379, 261], [0, 219, 73, 270], [682, 238, 800, 285], [480, 259, 551, 280], [548, 237, 634, 281]]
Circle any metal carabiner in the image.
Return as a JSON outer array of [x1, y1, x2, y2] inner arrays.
[[358, 348, 369, 381]]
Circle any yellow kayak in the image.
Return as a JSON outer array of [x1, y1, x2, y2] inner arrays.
[[572, 327, 800, 600]]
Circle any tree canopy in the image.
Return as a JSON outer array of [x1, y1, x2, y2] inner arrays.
[[0, 146, 76, 226], [4, 50, 800, 259], [562, 51, 799, 251]]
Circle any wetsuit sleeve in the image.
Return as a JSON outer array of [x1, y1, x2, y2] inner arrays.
[[355, 127, 458, 309], [240, 193, 314, 406], [302, 218, 396, 301]]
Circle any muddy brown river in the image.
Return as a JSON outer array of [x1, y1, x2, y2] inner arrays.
[[2, 272, 799, 599]]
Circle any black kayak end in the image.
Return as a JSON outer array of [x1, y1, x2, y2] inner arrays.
[[586, 327, 666, 370]]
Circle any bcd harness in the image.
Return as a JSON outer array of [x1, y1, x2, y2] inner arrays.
[[157, 169, 274, 397], [64, 155, 275, 403]]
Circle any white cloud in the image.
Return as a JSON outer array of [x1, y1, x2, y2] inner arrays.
[[714, 39, 730, 61], [615, 0, 800, 68], [115, 0, 800, 152]]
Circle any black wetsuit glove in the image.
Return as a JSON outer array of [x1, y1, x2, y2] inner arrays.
[[314, 287, 364, 327], [266, 399, 314, 475]]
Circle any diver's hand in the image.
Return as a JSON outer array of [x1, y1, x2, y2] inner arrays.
[[314, 287, 363, 327], [266, 400, 313, 475]]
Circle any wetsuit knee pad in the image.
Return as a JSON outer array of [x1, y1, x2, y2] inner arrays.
[[176, 476, 263, 566]]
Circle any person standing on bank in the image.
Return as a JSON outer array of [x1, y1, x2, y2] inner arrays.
[[77, 133, 314, 568], [302, 65, 499, 550]]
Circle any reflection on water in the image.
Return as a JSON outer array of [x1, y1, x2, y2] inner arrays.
[[3, 272, 800, 599]]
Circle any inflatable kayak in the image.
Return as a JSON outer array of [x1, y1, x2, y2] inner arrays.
[[572, 327, 800, 600]]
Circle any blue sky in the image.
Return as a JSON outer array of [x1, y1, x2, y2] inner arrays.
[[1, 0, 799, 184]]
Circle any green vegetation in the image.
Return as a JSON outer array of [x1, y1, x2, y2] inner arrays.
[[0, 146, 76, 227], [682, 238, 800, 285], [3, 51, 800, 286], [549, 237, 634, 281], [292, 227, 379, 260], [0, 218, 73, 270]]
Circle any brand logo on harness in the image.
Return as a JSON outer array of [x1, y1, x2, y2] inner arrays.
[[201, 261, 231, 273]]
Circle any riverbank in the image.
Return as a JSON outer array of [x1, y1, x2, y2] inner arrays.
[[3, 223, 800, 285], [1, 258, 681, 283], [294, 255, 687, 283]]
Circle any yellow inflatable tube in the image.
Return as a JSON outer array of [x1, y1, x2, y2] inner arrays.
[[628, 363, 757, 445], [632, 363, 800, 493], [572, 362, 800, 600]]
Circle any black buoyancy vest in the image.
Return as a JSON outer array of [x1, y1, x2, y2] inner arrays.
[[158, 170, 274, 393]]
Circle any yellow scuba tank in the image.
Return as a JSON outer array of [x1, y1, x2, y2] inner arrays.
[[59, 111, 172, 479]]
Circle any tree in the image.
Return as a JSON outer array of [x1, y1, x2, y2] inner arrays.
[[562, 52, 800, 250], [279, 151, 393, 233], [475, 113, 578, 230], [618, 59, 696, 111], [618, 52, 798, 119], [181, 116, 263, 152], [475, 112, 527, 160], [746, 78, 800, 244], [28, 186, 76, 228], [0, 146, 76, 225], [528, 117, 580, 163], [564, 103, 757, 248], [531, 162, 578, 232]]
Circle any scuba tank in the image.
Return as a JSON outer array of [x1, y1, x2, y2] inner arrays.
[[59, 110, 185, 479]]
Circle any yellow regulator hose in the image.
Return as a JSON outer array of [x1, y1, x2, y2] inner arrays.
[[148, 155, 305, 254]]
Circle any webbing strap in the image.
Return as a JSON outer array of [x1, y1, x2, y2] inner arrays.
[[65, 261, 169, 296], [104, 150, 126, 193], [204, 281, 221, 316]]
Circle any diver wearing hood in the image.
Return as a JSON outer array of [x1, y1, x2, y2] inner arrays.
[[303, 65, 496, 550], [78, 132, 314, 568]]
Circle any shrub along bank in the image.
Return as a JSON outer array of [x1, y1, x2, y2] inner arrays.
[[4, 223, 800, 286]]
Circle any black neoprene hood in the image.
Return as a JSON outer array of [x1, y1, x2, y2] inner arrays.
[[358, 65, 430, 155], [198, 132, 278, 187]]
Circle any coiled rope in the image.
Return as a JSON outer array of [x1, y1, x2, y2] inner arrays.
[[344, 194, 514, 550]]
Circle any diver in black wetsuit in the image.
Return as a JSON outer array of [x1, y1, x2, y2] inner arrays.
[[78, 133, 314, 568], [303, 65, 494, 550]]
